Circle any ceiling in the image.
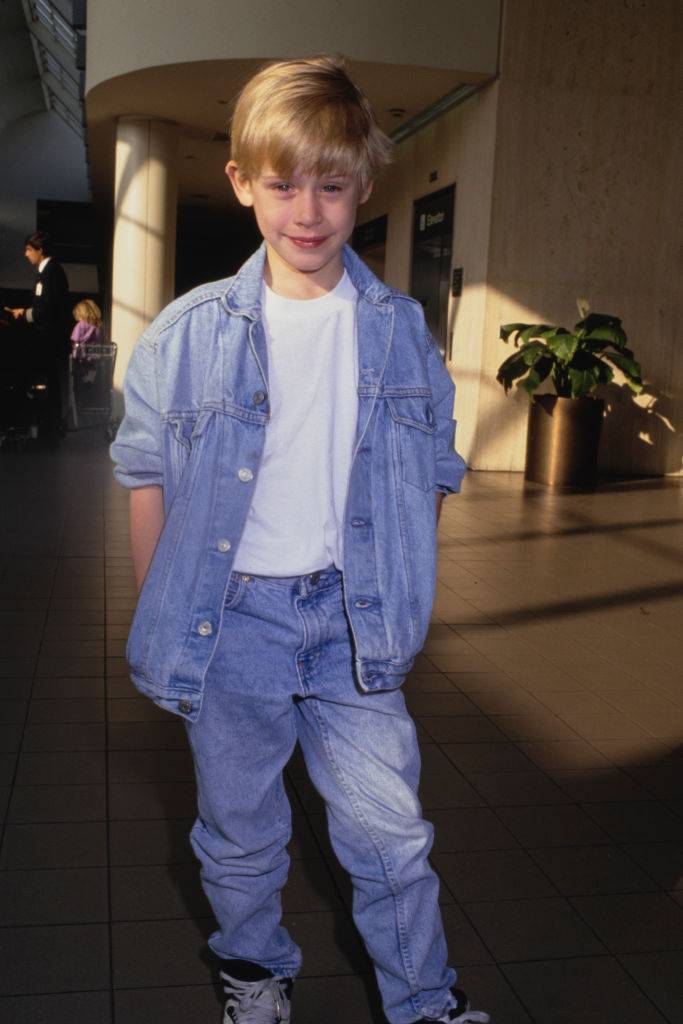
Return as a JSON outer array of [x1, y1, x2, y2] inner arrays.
[[86, 57, 493, 214]]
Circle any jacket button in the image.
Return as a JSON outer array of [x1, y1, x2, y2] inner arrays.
[[351, 518, 367, 527], [198, 620, 213, 636], [253, 390, 266, 405], [178, 699, 193, 714], [217, 538, 231, 552], [354, 599, 372, 609], [238, 467, 253, 482]]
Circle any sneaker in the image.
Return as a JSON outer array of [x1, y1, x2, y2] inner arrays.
[[220, 969, 293, 1023], [420, 986, 491, 1023]]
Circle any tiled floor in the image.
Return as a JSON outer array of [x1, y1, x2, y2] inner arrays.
[[1, 430, 682, 1023]]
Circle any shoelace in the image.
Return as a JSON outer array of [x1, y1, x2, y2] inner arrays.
[[222, 974, 289, 1024], [447, 1010, 490, 1023]]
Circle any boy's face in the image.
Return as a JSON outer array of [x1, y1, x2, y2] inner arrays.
[[226, 161, 372, 297]]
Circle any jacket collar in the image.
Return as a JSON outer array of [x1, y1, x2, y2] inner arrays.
[[222, 241, 393, 319]]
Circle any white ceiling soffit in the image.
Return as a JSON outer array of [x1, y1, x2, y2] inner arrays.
[[0, 0, 44, 136], [20, 0, 86, 137]]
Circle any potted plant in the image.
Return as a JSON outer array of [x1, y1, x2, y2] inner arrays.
[[496, 305, 643, 486]]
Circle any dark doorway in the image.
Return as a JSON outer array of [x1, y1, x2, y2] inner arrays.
[[410, 186, 454, 359], [353, 214, 387, 281]]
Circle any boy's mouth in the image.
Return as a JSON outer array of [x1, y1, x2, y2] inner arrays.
[[288, 236, 328, 248]]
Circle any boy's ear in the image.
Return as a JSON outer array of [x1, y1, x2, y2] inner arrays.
[[226, 161, 254, 208], [359, 180, 373, 205]]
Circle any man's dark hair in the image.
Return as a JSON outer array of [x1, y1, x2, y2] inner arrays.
[[24, 231, 53, 256]]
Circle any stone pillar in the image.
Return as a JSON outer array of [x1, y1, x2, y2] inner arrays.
[[110, 118, 177, 414]]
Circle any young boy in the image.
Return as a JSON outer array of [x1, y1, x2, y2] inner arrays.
[[111, 56, 489, 1024]]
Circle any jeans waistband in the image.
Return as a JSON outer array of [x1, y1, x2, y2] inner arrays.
[[231, 566, 341, 597]]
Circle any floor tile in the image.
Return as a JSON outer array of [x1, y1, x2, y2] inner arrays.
[[111, 917, 213, 988], [292, 975, 383, 1024], [113, 986, 218, 1024], [571, 892, 683, 953], [21, 722, 105, 751], [418, 768, 485, 808], [418, 716, 507, 743], [8, 784, 106, 822], [0, 722, 25, 751], [31, 676, 104, 699], [496, 803, 610, 848], [582, 801, 683, 843], [0, 867, 109, 926], [15, 749, 105, 785], [467, 770, 571, 806], [549, 768, 654, 803], [440, 902, 494, 966], [107, 720, 188, 749], [107, 748, 194, 782], [110, 863, 211, 920], [429, 807, 519, 852], [529, 844, 658, 895], [620, 842, 683, 890], [490, 715, 580, 741], [108, 818, 195, 865], [433, 848, 558, 902], [0, 821, 107, 869], [0, 923, 110, 995], [465, 897, 606, 961], [619, 950, 683, 1023], [283, 859, 343, 913], [108, 781, 197, 820], [283, 910, 369, 976], [503, 956, 667, 1024], [0, 991, 111, 1024], [516, 739, 611, 770], [442, 742, 535, 773]]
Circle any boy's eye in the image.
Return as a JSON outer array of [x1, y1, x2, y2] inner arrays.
[[322, 184, 342, 193], [271, 182, 293, 193]]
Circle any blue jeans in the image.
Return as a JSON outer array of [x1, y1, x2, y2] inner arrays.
[[185, 568, 456, 1023]]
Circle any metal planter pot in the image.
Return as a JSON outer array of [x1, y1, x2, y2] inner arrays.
[[525, 395, 604, 487]]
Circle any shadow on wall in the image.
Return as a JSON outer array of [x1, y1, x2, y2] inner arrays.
[[601, 383, 683, 477]]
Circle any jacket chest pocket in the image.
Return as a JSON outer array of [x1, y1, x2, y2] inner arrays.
[[387, 396, 436, 491]]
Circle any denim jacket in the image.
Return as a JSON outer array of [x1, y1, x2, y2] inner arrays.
[[111, 244, 466, 721]]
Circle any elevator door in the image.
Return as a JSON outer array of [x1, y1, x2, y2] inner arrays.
[[410, 186, 454, 359], [353, 214, 387, 281]]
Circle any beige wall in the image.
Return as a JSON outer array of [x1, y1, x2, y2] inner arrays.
[[86, 0, 501, 94], [360, 85, 500, 465], [365, 0, 683, 476]]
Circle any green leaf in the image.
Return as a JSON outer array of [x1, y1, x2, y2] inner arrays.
[[583, 325, 628, 349], [603, 350, 643, 393], [496, 350, 531, 392], [596, 361, 614, 385], [547, 330, 579, 362], [500, 323, 530, 342], [520, 341, 549, 366], [576, 313, 623, 334], [568, 364, 601, 398], [518, 324, 555, 346], [519, 356, 553, 396]]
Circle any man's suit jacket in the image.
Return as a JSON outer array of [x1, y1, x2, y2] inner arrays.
[[31, 258, 71, 357]]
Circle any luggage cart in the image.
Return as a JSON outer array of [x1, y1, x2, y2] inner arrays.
[[72, 341, 119, 441]]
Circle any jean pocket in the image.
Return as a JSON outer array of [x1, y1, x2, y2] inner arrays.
[[387, 396, 437, 491], [224, 571, 245, 610]]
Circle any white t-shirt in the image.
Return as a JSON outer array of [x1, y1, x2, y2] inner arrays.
[[233, 270, 359, 576]]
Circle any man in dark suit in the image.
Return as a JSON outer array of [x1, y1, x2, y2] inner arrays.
[[8, 231, 71, 437]]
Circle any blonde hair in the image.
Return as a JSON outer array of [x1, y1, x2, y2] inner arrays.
[[72, 299, 103, 327], [230, 55, 393, 190]]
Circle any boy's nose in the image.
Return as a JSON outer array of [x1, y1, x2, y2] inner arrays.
[[293, 190, 322, 226]]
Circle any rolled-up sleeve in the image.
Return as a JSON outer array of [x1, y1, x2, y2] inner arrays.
[[426, 330, 467, 495], [110, 336, 163, 489]]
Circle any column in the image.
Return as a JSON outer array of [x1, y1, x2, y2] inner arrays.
[[110, 118, 178, 415]]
